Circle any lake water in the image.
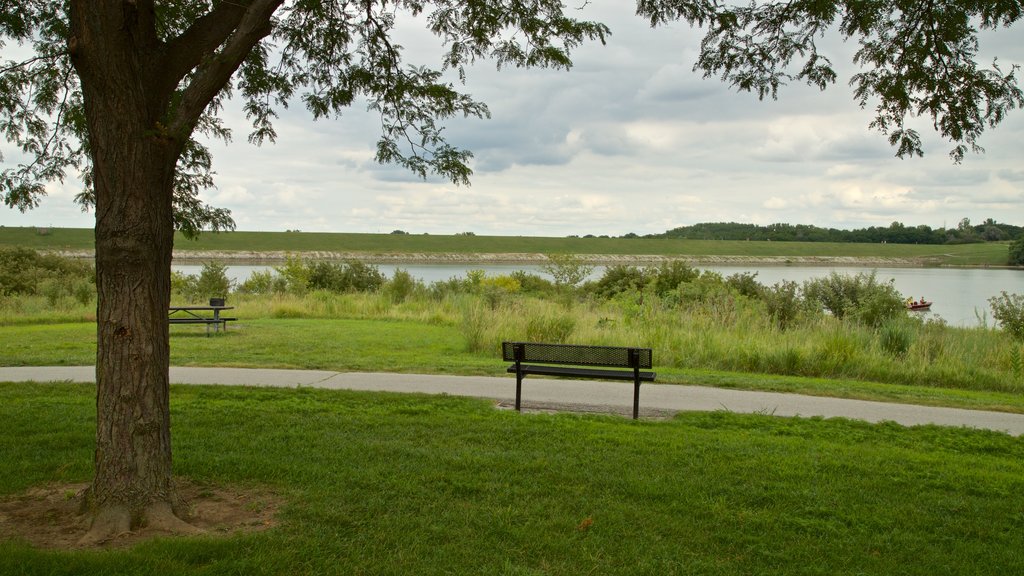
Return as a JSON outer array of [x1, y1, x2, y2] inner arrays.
[[173, 263, 1024, 328]]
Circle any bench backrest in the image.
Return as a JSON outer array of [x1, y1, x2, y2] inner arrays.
[[502, 341, 652, 369]]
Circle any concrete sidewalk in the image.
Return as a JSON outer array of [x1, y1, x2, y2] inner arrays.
[[3, 366, 1023, 436]]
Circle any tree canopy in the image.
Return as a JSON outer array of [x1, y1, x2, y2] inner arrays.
[[639, 0, 1024, 162], [1, 1, 610, 233]]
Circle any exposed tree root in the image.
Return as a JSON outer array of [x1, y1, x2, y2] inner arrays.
[[1, 479, 279, 550], [77, 500, 204, 546]]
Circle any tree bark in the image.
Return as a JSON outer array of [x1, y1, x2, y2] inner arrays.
[[68, 1, 193, 542], [64, 0, 280, 543]]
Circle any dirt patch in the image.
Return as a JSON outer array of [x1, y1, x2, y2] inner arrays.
[[0, 479, 281, 550]]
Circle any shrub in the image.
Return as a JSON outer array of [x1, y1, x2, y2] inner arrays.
[[989, 291, 1024, 341], [589, 265, 649, 299], [1009, 237, 1024, 266], [195, 261, 232, 299], [238, 270, 287, 295], [725, 271, 764, 299], [651, 261, 699, 296], [274, 254, 311, 294], [762, 280, 804, 331], [341, 261, 385, 293], [509, 271, 554, 295], [480, 275, 521, 309], [173, 261, 233, 302], [308, 261, 349, 292], [540, 253, 593, 290], [385, 269, 420, 303], [0, 247, 94, 297], [668, 272, 731, 306], [803, 271, 907, 327], [170, 270, 196, 297]]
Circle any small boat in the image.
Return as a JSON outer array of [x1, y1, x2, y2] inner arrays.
[[907, 301, 932, 311]]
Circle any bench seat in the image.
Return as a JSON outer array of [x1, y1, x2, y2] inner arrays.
[[506, 364, 655, 382], [168, 316, 235, 336]]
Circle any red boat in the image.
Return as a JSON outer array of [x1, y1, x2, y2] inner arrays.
[[907, 300, 932, 311]]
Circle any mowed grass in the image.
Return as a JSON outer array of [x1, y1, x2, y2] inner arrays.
[[2, 382, 1024, 575], [0, 226, 1010, 265]]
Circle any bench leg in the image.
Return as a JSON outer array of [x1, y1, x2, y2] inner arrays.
[[633, 369, 641, 420], [515, 369, 523, 412]]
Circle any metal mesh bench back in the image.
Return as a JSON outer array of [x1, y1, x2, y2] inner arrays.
[[502, 342, 652, 369]]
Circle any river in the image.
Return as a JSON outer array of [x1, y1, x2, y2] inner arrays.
[[172, 263, 1024, 328]]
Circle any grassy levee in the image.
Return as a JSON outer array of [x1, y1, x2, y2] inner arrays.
[[0, 226, 1011, 265]]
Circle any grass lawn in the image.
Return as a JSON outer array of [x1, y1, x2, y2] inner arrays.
[[2, 382, 1024, 575]]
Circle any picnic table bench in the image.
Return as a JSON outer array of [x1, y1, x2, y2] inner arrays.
[[168, 305, 236, 336], [502, 341, 655, 419]]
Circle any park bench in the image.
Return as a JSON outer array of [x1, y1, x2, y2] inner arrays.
[[502, 341, 655, 419]]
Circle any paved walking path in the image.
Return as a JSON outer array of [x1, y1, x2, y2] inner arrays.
[[3, 366, 1023, 436]]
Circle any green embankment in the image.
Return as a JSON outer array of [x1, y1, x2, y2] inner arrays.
[[0, 226, 1011, 265]]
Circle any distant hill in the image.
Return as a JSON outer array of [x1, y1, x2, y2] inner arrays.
[[646, 220, 1022, 245]]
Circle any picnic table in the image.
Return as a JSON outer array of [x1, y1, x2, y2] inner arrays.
[[168, 305, 236, 335]]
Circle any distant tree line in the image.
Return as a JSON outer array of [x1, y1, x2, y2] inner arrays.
[[645, 218, 1022, 245]]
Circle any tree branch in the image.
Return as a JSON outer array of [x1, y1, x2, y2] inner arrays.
[[166, 0, 284, 140], [160, 0, 253, 89]]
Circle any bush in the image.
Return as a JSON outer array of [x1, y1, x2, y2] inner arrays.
[[385, 269, 420, 303], [670, 272, 730, 304], [803, 271, 907, 327], [762, 280, 804, 331], [195, 261, 232, 299], [989, 291, 1024, 341], [238, 270, 287, 295], [1009, 237, 1024, 266], [588, 265, 649, 299], [651, 261, 699, 296], [173, 261, 232, 302], [274, 254, 312, 294], [725, 272, 764, 299], [509, 271, 554, 295], [307, 261, 349, 292], [340, 261, 385, 293], [0, 247, 94, 297], [540, 253, 593, 290], [480, 275, 521, 309]]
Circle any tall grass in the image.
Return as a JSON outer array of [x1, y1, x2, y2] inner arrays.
[[3, 261, 1023, 395]]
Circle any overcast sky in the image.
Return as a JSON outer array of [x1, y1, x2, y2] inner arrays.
[[3, 3, 1023, 237]]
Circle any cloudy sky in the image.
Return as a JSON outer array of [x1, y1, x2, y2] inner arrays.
[[3, 3, 1023, 237]]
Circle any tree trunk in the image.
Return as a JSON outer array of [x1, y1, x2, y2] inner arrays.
[[68, 3, 196, 543], [87, 141, 180, 537]]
